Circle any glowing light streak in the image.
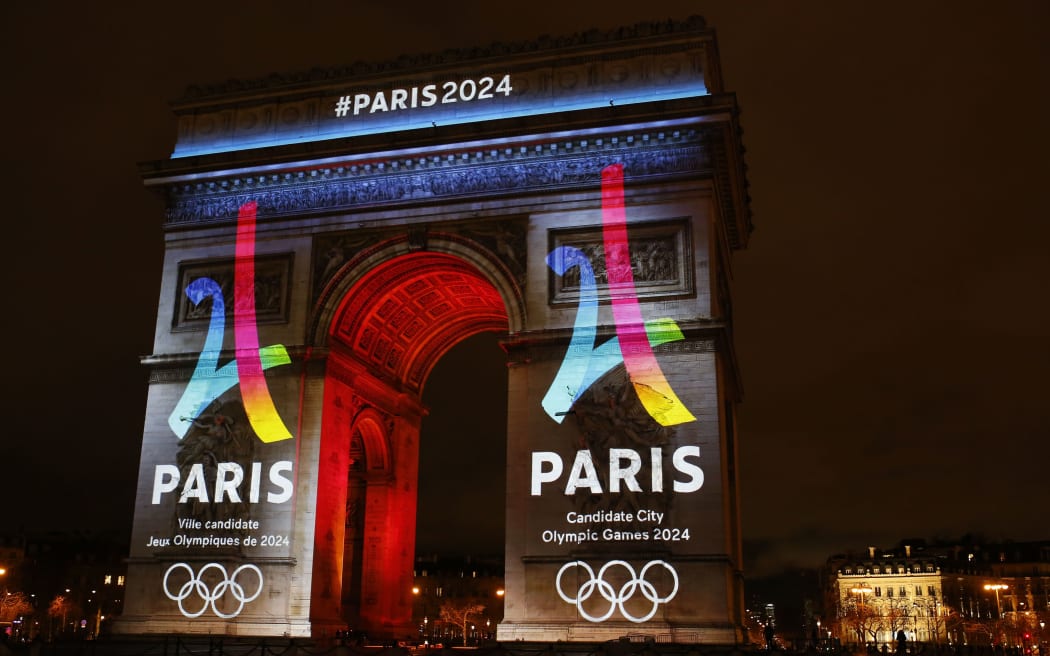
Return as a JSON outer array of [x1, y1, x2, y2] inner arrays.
[[601, 164, 695, 425], [233, 202, 293, 442], [168, 202, 293, 442], [542, 165, 696, 426], [541, 249, 682, 422]]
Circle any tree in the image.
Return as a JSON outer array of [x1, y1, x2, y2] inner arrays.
[[841, 597, 881, 645], [943, 607, 968, 646], [439, 600, 485, 646], [887, 598, 913, 640], [48, 594, 81, 639], [1, 592, 33, 623]]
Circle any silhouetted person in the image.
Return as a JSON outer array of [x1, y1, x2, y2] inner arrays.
[[897, 630, 908, 655], [765, 624, 776, 651]]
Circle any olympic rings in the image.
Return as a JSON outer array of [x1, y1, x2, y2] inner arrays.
[[163, 562, 264, 619], [556, 559, 678, 623]]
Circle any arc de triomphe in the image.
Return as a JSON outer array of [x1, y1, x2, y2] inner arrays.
[[118, 16, 752, 645]]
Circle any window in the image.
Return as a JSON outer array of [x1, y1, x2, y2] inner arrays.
[[874, 567, 881, 574], [845, 568, 853, 574], [888, 588, 894, 598], [900, 586, 907, 597], [104, 575, 112, 585], [875, 587, 882, 597], [928, 586, 936, 596], [117, 576, 125, 586], [926, 564, 935, 573], [916, 586, 923, 596]]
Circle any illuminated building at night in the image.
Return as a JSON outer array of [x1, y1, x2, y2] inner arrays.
[[118, 17, 752, 643], [826, 541, 1050, 649]]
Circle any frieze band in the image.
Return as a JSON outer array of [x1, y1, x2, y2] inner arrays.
[[163, 134, 709, 226]]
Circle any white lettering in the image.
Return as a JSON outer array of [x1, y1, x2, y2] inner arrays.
[[531, 452, 563, 496], [250, 461, 262, 503], [608, 448, 642, 493], [179, 464, 209, 503], [650, 446, 664, 492], [267, 461, 294, 503], [673, 445, 704, 492], [564, 450, 601, 495], [214, 462, 243, 503], [637, 509, 664, 523], [420, 84, 437, 107], [369, 91, 389, 113], [353, 94, 371, 115], [337, 76, 514, 119], [529, 446, 703, 496], [152, 461, 295, 505], [152, 465, 180, 504]]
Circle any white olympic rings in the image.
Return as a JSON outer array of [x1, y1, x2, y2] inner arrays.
[[556, 559, 678, 623], [163, 562, 263, 619]]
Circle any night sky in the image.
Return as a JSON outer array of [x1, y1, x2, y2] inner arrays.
[[5, 2, 1047, 577]]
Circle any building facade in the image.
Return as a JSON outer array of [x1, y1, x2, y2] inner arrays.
[[826, 541, 1050, 651]]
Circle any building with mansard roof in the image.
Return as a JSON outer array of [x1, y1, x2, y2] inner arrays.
[[825, 540, 1050, 650]]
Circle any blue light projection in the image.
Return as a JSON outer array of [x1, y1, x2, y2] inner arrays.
[[171, 72, 709, 158]]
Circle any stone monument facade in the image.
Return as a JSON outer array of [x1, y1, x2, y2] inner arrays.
[[118, 17, 752, 644]]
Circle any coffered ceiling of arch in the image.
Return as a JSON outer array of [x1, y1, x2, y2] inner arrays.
[[330, 252, 508, 392]]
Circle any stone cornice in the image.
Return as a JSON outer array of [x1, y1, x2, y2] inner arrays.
[[160, 125, 710, 225], [142, 345, 326, 383]]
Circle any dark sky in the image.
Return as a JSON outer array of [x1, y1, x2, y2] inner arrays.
[[5, 2, 1048, 576]]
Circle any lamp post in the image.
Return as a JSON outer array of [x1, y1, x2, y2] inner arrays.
[[984, 584, 1008, 619], [413, 586, 429, 643], [851, 586, 874, 646]]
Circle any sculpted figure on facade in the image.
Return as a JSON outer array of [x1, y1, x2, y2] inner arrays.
[[173, 398, 256, 528], [570, 367, 675, 520]]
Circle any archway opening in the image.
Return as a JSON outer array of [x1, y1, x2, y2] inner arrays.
[[416, 331, 507, 557], [413, 332, 508, 644], [316, 250, 510, 639]]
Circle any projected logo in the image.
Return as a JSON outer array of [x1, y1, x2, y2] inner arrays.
[[168, 201, 294, 443], [543, 164, 696, 427], [556, 559, 678, 623], [163, 562, 263, 618]]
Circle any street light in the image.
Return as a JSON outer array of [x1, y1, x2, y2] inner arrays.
[[413, 586, 429, 643], [850, 586, 874, 646], [984, 584, 1008, 619]]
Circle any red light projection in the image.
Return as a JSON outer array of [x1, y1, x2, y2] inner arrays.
[[330, 251, 508, 392], [317, 250, 509, 631]]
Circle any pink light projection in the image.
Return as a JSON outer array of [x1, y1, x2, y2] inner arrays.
[[168, 202, 294, 443], [542, 164, 696, 426]]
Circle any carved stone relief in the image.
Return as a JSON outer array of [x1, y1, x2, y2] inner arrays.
[[163, 135, 709, 227], [170, 397, 257, 546], [548, 218, 693, 305], [174, 254, 293, 330], [568, 367, 674, 524]]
